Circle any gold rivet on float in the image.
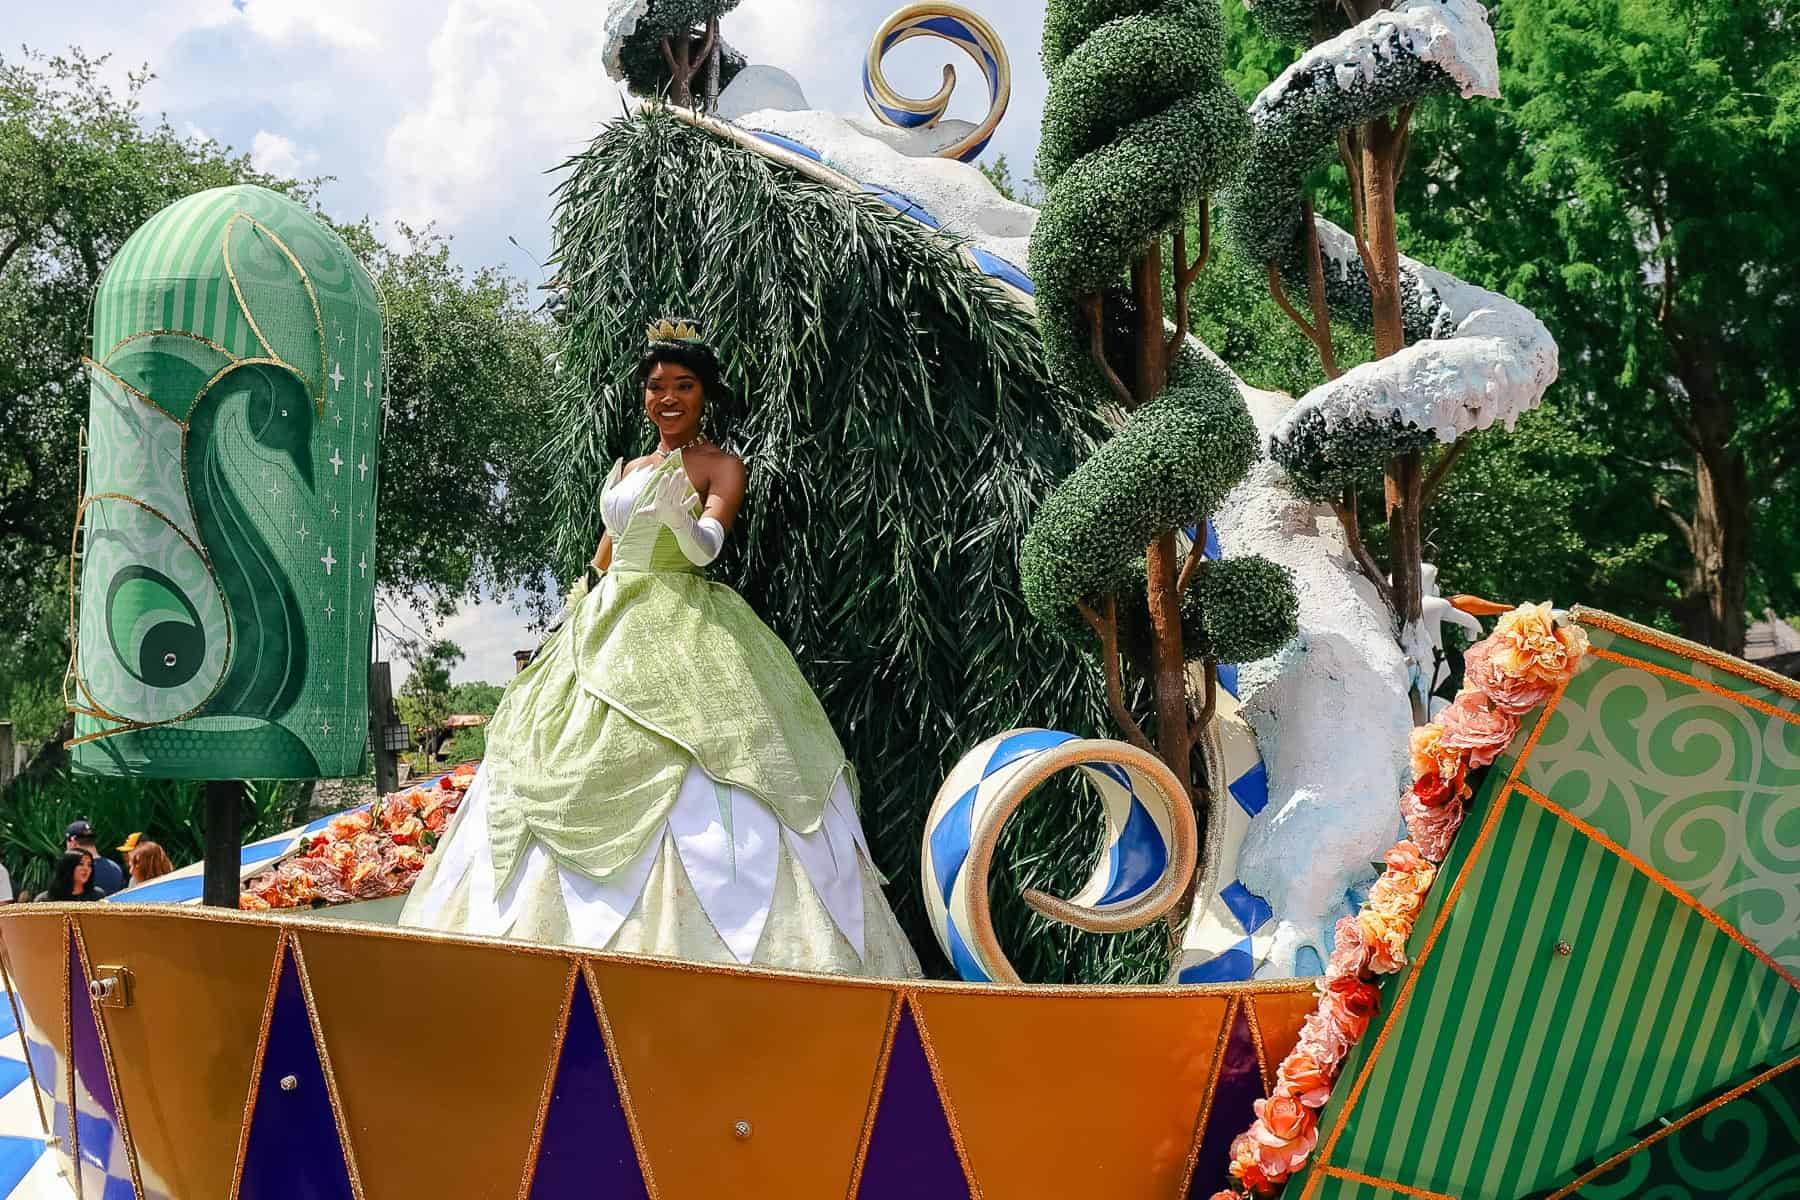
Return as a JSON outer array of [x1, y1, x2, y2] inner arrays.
[[280, 1075, 299, 1092], [733, 1120, 752, 1140], [1554, 939, 1573, 957]]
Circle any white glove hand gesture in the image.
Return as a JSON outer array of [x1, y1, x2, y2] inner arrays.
[[642, 467, 696, 528]]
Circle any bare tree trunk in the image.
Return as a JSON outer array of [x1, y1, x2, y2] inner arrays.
[[1683, 444, 1749, 654]]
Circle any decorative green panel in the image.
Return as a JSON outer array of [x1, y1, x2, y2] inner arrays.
[[1534, 1058, 1800, 1199], [71, 184, 382, 780], [1522, 623, 1800, 977]]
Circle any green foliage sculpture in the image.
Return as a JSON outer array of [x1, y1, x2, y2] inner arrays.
[[1024, 0, 1299, 812], [606, 0, 747, 110], [541, 109, 1178, 981]]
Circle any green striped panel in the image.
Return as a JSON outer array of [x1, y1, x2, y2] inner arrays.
[[93, 188, 259, 360], [1531, 1057, 1800, 1199], [1522, 627, 1800, 979], [1316, 790, 1800, 1199], [1305, 1173, 1437, 1200]]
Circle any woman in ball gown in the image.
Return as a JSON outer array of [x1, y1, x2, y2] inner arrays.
[[401, 319, 920, 977]]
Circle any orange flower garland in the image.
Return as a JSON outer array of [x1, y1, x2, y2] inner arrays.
[[1211, 603, 1587, 1197]]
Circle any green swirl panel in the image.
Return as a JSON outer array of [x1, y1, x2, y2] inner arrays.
[[72, 184, 382, 780]]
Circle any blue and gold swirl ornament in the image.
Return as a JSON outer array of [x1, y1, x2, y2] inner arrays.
[[862, 3, 1011, 163], [922, 729, 1197, 983]]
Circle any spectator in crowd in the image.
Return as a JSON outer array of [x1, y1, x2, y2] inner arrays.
[[125, 839, 174, 885], [66, 820, 126, 894], [46, 851, 106, 902]]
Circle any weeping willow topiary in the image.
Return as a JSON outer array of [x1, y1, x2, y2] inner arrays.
[[541, 108, 1174, 982], [1024, 0, 1298, 811]]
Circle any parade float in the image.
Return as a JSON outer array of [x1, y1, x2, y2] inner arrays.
[[0, 1, 1795, 1197]]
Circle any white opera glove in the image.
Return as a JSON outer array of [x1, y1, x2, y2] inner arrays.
[[643, 468, 726, 566]]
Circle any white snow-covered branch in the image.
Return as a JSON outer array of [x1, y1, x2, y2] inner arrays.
[[1256, 0, 1500, 109], [1273, 216, 1560, 446]]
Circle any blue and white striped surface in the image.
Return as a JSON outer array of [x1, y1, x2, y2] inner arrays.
[[0, 969, 73, 1199], [922, 728, 1183, 983]]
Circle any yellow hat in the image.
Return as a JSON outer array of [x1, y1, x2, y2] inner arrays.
[[117, 832, 142, 853]]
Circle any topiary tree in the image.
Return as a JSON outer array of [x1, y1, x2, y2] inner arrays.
[[1023, 0, 1300, 842], [1222, 0, 1558, 717], [604, 0, 746, 110]]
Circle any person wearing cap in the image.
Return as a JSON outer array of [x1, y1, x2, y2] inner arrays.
[[66, 821, 126, 895]]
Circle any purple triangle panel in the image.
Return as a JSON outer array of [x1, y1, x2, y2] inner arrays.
[[529, 971, 648, 1199], [69, 936, 131, 1198], [239, 947, 355, 1200], [856, 1000, 971, 1200], [1190, 1002, 1267, 1196]]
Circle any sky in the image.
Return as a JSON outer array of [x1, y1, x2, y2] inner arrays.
[[11, 0, 1054, 686]]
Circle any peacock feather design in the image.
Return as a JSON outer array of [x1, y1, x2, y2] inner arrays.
[[69, 185, 384, 781]]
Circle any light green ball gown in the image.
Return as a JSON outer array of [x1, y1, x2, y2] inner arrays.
[[400, 452, 920, 977]]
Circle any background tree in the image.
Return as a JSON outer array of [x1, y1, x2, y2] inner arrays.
[[1022, 0, 1299, 860], [611, 0, 747, 110], [1397, 0, 1800, 654], [397, 638, 464, 759]]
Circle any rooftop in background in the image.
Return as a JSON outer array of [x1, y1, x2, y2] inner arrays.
[[1746, 608, 1800, 666]]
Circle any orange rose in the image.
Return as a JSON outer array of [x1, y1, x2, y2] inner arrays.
[[1409, 723, 1462, 784], [1298, 1010, 1352, 1066], [390, 816, 426, 847], [1228, 1132, 1276, 1194], [1277, 1047, 1334, 1108], [239, 892, 271, 910], [1359, 907, 1412, 974]]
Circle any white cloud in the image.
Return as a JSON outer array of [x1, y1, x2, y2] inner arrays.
[[249, 129, 309, 177]]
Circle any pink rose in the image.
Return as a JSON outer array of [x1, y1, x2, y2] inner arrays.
[[1438, 691, 1522, 767], [1325, 916, 1372, 980], [1402, 785, 1466, 862], [1463, 639, 1557, 716], [1298, 1010, 1353, 1067]]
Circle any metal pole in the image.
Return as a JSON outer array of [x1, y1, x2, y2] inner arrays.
[[705, 19, 722, 110], [368, 661, 400, 796], [202, 779, 245, 907]]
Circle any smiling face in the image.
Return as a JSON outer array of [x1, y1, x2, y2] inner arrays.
[[74, 855, 93, 889], [644, 361, 705, 446]]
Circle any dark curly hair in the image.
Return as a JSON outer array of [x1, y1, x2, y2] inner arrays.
[[638, 321, 728, 408]]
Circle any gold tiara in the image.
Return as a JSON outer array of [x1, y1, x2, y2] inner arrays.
[[646, 316, 704, 345]]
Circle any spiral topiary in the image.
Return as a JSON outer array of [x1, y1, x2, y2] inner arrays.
[[1023, 0, 1298, 741]]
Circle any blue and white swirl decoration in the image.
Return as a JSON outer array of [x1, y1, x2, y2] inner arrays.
[[922, 729, 1195, 984], [863, 3, 1011, 163]]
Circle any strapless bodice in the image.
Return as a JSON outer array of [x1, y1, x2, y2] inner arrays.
[[601, 455, 702, 575]]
